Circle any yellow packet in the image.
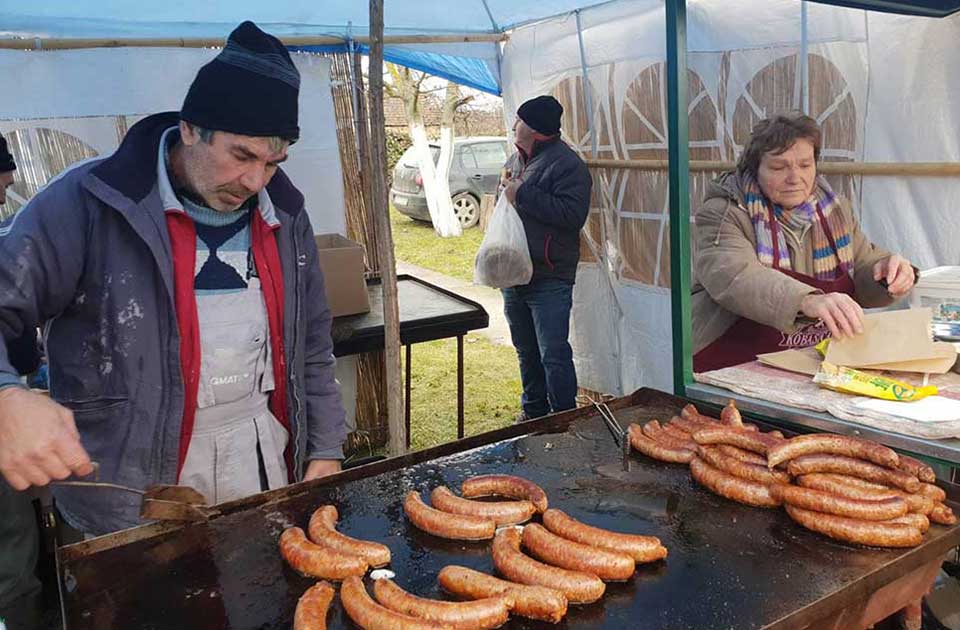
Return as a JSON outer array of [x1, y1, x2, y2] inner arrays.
[[815, 339, 830, 357], [813, 361, 937, 402]]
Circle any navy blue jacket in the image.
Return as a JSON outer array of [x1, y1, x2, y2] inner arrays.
[[504, 137, 592, 283]]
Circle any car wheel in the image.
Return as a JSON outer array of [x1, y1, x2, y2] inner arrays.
[[452, 193, 480, 228]]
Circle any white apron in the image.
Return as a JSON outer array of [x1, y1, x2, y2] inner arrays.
[[178, 277, 289, 504]]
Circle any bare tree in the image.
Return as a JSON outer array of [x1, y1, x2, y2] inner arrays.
[[384, 63, 472, 237]]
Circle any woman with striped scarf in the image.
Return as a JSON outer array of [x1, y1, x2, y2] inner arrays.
[[692, 112, 916, 373]]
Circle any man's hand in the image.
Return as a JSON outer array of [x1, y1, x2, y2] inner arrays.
[[0, 387, 93, 490], [873, 254, 915, 297], [304, 458, 342, 481], [800, 292, 864, 340], [504, 178, 521, 206]]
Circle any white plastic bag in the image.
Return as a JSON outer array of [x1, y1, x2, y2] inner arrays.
[[473, 194, 533, 288]]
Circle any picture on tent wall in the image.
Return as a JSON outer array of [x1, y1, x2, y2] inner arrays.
[[617, 63, 722, 288], [0, 123, 120, 219], [549, 62, 723, 290], [551, 71, 617, 266]]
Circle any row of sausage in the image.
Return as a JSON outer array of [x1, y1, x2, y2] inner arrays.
[[629, 401, 957, 548], [280, 474, 667, 629]]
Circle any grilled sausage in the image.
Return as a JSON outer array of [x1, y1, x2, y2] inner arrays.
[[766, 434, 899, 470], [720, 401, 744, 427], [403, 491, 496, 541], [885, 513, 931, 534], [372, 578, 509, 630], [668, 414, 717, 435], [437, 565, 568, 623], [641, 420, 696, 450], [430, 486, 536, 526], [541, 508, 667, 563], [521, 523, 635, 581], [659, 422, 694, 441], [341, 576, 452, 630], [697, 445, 790, 485], [308, 506, 391, 568], [715, 444, 768, 466], [294, 581, 335, 630], [460, 475, 549, 514], [691, 426, 780, 456], [784, 505, 922, 548], [770, 484, 909, 521], [930, 502, 958, 526], [680, 404, 720, 425], [795, 474, 934, 515], [628, 424, 695, 464], [279, 527, 368, 580], [918, 483, 947, 502], [898, 455, 936, 483], [785, 455, 921, 493], [689, 457, 781, 508], [492, 528, 605, 604]]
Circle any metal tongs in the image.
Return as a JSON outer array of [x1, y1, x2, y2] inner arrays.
[[50, 462, 217, 522], [580, 394, 632, 470]]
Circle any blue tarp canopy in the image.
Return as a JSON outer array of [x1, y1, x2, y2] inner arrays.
[[1, 0, 957, 94]]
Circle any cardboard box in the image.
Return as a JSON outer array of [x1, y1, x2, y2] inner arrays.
[[314, 233, 370, 318]]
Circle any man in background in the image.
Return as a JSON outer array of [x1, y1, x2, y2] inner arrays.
[[500, 95, 592, 421]]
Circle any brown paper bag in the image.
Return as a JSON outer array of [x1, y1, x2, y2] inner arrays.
[[757, 349, 822, 376], [824, 308, 957, 374]]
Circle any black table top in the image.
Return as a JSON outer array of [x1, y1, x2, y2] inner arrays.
[[331, 274, 489, 356], [56, 389, 960, 629]]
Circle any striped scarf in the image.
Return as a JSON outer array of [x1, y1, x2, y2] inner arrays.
[[739, 172, 853, 280]]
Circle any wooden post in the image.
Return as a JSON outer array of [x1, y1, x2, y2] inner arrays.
[[478, 193, 496, 232], [368, 0, 407, 454]]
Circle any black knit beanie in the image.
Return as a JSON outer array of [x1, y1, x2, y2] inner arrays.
[[517, 95, 563, 136], [0, 135, 15, 173], [181, 21, 300, 142]]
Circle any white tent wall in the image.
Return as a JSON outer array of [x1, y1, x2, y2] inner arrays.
[[860, 13, 960, 268], [501, 0, 960, 396], [0, 48, 347, 236]]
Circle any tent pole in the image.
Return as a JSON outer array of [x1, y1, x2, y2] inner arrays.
[[801, 1, 810, 114], [0, 33, 508, 50], [667, 0, 692, 396], [575, 9, 598, 158], [368, 0, 407, 454]]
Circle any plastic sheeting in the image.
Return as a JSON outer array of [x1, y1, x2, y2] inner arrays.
[[0, 48, 346, 236], [3, 1, 955, 96], [501, 0, 960, 395]]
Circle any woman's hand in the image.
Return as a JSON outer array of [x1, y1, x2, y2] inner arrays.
[[800, 292, 864, 340], [873, 255, 915, 297]]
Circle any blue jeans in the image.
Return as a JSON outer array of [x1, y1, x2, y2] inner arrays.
[[502, 278, 577, 419]]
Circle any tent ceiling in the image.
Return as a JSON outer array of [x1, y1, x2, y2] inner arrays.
[[0, 0, 955, 96], [0, 0, 956, 42]]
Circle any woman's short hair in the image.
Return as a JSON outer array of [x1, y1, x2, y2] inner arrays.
[[737, 111, 822, 177]]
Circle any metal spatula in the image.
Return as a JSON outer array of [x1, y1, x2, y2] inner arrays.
[[49, 463, 217, 522]]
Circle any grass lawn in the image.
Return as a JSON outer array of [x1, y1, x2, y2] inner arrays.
[[404, 332, 521, 451], [390, 205, 484, 283]]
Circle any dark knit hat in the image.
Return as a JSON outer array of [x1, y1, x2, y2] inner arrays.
[[0, 135, 15, 173], [517, 95, 563, 136], [181, 21, 300, 142]]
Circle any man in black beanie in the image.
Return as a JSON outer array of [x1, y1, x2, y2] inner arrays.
[[499, 95, 592, 421], [0, 21, 347, 538]]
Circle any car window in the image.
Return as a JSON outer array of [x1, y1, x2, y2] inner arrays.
[[470, 142, 508, 169], [401, 146, 440, 167], [459, 146, 478, 169]]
